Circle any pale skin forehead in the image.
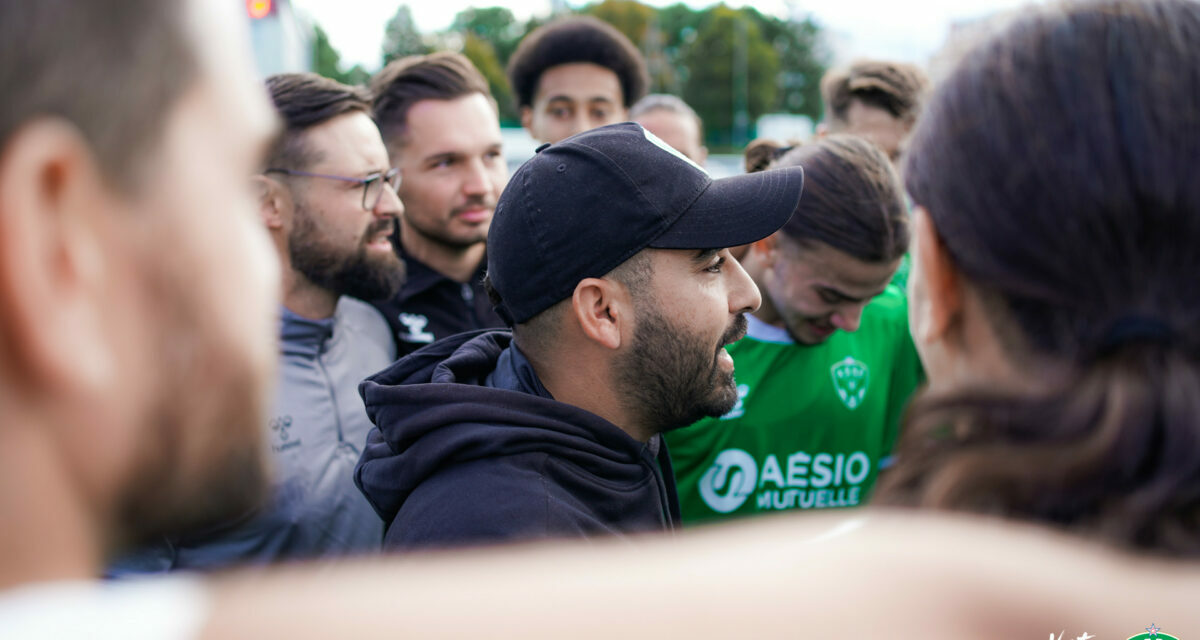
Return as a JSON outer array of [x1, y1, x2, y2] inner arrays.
[[303, 111, 391, 174], [401, 93, 503, 159]]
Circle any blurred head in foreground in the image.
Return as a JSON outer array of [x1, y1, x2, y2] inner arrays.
[[0, 0, 279, 575], [880, 0, 1200, 556]]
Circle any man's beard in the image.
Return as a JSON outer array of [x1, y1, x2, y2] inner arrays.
[[614, 305, 748, 436], [289, 207, 405, 301], [111, 261, 274, 552]]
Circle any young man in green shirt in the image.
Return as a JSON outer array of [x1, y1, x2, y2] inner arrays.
[[666, 135, 922, 523]]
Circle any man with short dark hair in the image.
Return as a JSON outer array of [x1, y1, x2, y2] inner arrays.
[[666, 136, 923, 524], [116, 73, 404, 571], [818, 59, 929, 162], [354, 122, 805, 550], [507, 16, 649, 144], [370, 52, 507, 354], [631, 93, 707, 165]]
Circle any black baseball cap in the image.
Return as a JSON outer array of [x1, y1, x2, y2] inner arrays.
[[487, 122, 804, 325]]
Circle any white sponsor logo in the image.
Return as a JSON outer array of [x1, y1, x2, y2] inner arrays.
[[831, 356, 870, 410], [699, 448, 873, 513], [698, 449, 757, 513], [398, 313, 435, 343]]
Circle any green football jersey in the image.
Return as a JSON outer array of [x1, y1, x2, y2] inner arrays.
[[665, 285, 923, 524]]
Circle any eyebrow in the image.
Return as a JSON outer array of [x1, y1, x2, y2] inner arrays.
[[818, 284, 889, 303], [545, 95, 616, 106], [692, 248, 720, 265], [422, 151, 463, 165]]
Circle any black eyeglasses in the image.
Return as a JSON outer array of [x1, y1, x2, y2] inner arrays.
[[265, 167, 401, 211]]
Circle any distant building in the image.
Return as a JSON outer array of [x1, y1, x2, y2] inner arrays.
[[245, 0, 312, 77]]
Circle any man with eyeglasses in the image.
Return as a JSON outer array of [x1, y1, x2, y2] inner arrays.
[[112, 73, 404, 572]]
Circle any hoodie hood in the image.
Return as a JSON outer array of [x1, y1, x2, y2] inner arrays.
[[355, 330, 676, 531]]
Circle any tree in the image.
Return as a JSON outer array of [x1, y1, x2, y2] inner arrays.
[[682, 6, 779, 150], [461, 33, 518, 124], [744, 9, 827, 121], [451, 7, 522, 63], [381, 5, 429, 66], [313, 24, 370, 86]]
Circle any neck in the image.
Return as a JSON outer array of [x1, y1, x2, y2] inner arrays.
[[282, 270, 338, 320], [0, 418, 101, 589], [524, 342, 651, 443], [400, 219, 485, 284]]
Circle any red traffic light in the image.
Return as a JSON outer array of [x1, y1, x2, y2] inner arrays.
[[247, 0, 272, 19]]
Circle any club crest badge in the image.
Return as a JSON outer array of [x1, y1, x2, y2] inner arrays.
[[831, 356, 870, 410]]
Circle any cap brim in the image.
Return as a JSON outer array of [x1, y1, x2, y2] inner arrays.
[[649, 165, 804, 250]]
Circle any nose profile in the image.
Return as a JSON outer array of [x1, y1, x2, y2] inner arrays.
[[727, 252, 761, 315], [831, 303, 866, 333], [376, 179, 404, 218]]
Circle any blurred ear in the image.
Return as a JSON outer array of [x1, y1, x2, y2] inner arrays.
[[0, 118, 116, 394], [254, 174, 288, 231], [570, 277, 631, 351], [911, 206, 962, 344], [748, 233, 778, 265], [815, 122, 829, 138], [519, 106, 533, 134]]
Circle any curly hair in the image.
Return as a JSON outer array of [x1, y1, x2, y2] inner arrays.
[[507, 16, 648, 109]]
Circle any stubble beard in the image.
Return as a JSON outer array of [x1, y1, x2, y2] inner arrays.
[[614, 305, 748, 436], [111, 258, 274, 551]]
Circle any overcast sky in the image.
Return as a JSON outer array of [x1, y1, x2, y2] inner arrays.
[[292, 0, 1045, 72]]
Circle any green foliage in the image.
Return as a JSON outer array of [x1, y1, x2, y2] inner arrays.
[[461, 33, 518, 124], [312, 24, 369, 87], [744, 9, 827, 118], [584, 0, 654, 48], [316, 2, 827, 151], [682, 6, 779, 149], [381, 5, 430, 66], [451, 7, 522, 63]]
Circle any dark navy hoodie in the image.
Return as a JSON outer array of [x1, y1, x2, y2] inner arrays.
[[355, 330, 681, 550]]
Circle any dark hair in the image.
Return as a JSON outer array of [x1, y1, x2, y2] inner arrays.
[[0, 0, 196, 192], [507, 16, 648, 109], [742, 138, 794, 174], [821, 60, 928, 127], [879, 0, 1200, 555], [371, 51, 494, 148], [769, 135, 908, 263], [264, 73, 370, 170]]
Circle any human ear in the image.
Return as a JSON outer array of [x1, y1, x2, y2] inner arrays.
[[911, 206, 962, 345], [0, 118, 116, 393], [570, 277, 627, 350], [520, 106, 534, 134], [255, 175, 287, 231]]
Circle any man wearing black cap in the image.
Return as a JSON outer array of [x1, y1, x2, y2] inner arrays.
[[354, 122, 804, 550]]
